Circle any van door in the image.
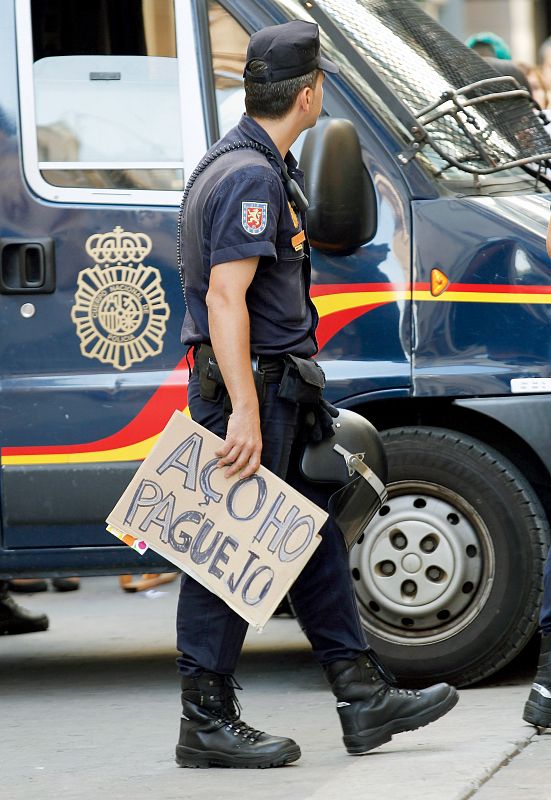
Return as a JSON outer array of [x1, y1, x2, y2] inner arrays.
[[0, 0, 205, 571]]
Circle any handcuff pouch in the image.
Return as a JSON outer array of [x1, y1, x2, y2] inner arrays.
[[277, 355, 325, 404]]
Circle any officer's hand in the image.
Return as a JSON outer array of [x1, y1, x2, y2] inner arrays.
[[215, 407, 262, 479]]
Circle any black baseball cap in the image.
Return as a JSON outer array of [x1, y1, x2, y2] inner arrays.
[[243, 20, 339, 83]]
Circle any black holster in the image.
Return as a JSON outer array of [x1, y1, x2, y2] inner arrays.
[[193, 344, 283, 408], [194, 343, 225, 401]]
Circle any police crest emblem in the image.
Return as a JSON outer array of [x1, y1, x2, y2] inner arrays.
[[71, 226, 170, 372], [242, 202, 268, 235]]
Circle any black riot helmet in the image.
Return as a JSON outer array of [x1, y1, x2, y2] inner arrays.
[[300, 409, 388, 550]]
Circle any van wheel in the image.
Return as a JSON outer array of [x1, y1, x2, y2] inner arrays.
[[350, 426, 550, 687]]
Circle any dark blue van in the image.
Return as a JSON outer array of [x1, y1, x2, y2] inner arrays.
[[2, 0, 551, 687]]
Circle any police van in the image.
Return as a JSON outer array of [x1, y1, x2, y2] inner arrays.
[[2, 0, 551, 688]]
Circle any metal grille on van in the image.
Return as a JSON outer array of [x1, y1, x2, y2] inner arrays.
[[314, 0, 551, 176]]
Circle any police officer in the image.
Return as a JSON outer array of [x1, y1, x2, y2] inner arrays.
[[176, 20, 458, 769], [522, 214, 551, 732], [523, 549, 551, 729]]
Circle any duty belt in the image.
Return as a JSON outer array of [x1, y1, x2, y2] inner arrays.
[[194, 343, 286, 384]]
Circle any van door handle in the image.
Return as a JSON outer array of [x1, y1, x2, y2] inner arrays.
[[0, 238, 56, 293]]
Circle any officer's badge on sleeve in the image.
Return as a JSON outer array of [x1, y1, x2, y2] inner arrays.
[[242, 202, 268, 235]]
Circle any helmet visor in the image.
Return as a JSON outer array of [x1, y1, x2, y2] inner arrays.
[[329, 476, 388, 551]]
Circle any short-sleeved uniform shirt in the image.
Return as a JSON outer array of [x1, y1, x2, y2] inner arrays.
[[180, 115, 319, 357]]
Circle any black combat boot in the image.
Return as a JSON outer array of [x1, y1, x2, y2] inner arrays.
[[325, 651, 459, 754], [176, 672, 301, 768], [523, 633, 551, 730], [0, 582, 49, 635]]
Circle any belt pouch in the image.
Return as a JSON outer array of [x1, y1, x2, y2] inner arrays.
[[277, 355, 326, 404]]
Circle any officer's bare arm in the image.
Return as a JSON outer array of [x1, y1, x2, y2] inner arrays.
[[206, 256, 262, 479], [547, 213, 551, 259]]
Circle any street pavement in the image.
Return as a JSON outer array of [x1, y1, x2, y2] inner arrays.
[[0, 576, 549, 800]]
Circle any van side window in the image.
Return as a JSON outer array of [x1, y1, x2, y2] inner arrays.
[[207, 1, 249, 136], [26, 0, 184, 192]]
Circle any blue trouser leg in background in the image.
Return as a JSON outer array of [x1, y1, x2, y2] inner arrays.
[[176, 377, 367, 676], [540, 545, 551, 635]]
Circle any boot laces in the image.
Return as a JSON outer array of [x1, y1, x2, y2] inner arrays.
[[214, 676, 264, 743], [364, 647, 398, 687], [363, 650, 421, 699]]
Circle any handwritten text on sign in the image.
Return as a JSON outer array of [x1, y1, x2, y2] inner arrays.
[[106, 412, 326, 628]]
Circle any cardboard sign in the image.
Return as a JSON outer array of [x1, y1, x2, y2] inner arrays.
[[106, 411, 327, 629]]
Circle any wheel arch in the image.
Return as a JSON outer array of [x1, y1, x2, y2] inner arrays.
[[343, 394, 551, 529]]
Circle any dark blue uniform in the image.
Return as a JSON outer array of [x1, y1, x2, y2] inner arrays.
[[181, 115, 318, 357], [541, 551, 551, 634], [177, 115, 367, 676]]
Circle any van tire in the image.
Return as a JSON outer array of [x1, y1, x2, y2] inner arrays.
[[350, 426, 550, 687]]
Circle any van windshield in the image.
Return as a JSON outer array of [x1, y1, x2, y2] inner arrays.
[[277, 0, 551, 184]]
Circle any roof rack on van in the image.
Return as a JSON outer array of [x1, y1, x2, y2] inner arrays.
[[302, 0, 551, 179], [412, 77, 551, 176]]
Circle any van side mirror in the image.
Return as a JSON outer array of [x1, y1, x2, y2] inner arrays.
[[299, 118, 376, 253]]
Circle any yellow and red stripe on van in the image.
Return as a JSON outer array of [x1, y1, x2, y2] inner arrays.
[[1, 357, 191, 466], [4, 279, 551, 467]]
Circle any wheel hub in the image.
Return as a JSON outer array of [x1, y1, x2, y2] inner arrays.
[[350, 482, 493, 642]]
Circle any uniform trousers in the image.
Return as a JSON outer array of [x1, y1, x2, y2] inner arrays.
[[540, 546, 551, 635], [176, 373, 368, 676]]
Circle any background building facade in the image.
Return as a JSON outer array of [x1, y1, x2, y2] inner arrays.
[[419, 0, 550, 64]]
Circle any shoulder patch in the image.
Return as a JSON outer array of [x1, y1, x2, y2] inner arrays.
[[242, 202, 268, 235]]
